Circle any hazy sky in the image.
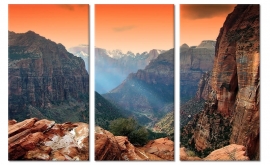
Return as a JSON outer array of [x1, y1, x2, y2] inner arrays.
[[9, 4, 89, 49], [180, 4, 236, 46], [95, 4, 174, 54]]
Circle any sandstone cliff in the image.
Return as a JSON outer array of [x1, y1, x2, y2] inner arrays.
[[180, 41, 215, 103], [8, 118, 89, 160], [95, 126, 174, 160], [180, 4, 260, 160], [8, 31, 89, 123]]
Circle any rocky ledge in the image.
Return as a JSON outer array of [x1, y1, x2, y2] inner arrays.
[[180, 144, 249, 161], [95, 126, 174, 161], [8, 118, 89, 160]]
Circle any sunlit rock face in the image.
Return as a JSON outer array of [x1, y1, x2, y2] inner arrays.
[[180, 144, 249, 161], [8, 118, 89, 160], [102, 49, 174, 128], [180, 4, 260, 160]]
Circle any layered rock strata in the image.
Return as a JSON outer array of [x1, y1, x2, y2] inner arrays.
[[8, 118, 89, 160], [180, 4, 260, 160], [8, 31, 89, 122], [180, 41, 215, 103]]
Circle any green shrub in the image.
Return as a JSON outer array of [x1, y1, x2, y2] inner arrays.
[[109, 117, 148, 146]]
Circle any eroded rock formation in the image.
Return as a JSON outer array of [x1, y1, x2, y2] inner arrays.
[[180, 41, 215, 103], [8, 118, 89, 160], [8, 31, 89, 123], [95, 126, 174, 160], [180, 144, 249, 161], [180, 4, 260, 160]]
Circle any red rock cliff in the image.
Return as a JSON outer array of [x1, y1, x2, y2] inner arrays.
[[8, 31, 89, 122], [180, 4, 260, 160], [213, 5, 260, 160]]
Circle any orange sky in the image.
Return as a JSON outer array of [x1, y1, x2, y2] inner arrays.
[[9, 4, 89, 49], [95, 5, 174, 54], [180, 4, 236, 46]]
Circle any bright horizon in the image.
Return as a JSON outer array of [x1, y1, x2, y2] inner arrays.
[[8, 4, 89, 50], [95, 5, 174, 54], [180, 4, 236, 47]]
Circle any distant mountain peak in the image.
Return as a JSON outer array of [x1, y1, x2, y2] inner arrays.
[[26, 30, 37, 34], [106, 49, 125, 59], [180, 43, 189, 49], [78, 50, 89, 57], [196, 40, 216, 49]]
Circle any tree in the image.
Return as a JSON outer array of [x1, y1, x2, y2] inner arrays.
[[109, 117, 148, 146]]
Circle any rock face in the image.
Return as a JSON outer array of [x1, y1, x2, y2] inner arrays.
[[180, 144, 249, 161], [8, 31, 89, 123], [8, 118, 89, 160], [180, 4, 260, 160], [180, 41, 215, 103], [95, 126, 174, 160], [95, 47, 165, 94], [103, 49, 174, 128], [203, 144, 249, 161], [180, 72, 211, 128]]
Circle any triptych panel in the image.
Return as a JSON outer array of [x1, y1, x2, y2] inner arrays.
[[7, 4, 260, 162]]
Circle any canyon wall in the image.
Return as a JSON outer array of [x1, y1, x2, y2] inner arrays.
[[8, 31, 89, 122], [180, 4, 260, 160]]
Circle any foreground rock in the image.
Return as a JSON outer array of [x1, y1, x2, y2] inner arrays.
[[180, 144, 249, 161], [95, 126, 174, 160], [8, 118, 89, 160]]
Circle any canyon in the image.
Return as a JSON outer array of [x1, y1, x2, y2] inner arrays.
[[180, 4, 260, 160], [95, 47, 165, 94], [103, 48, 174, 128]]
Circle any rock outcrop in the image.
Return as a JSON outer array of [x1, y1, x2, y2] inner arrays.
[[180, 144, 249, 161], [180, 4, 260, 160], [8, 118, 89, 160], [95, 126, 174, 161], [180, 41, 215, 103], [8, 31, 89, 123]]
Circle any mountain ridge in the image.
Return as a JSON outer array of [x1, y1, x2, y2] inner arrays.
[[8, 30, 89, 123]]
